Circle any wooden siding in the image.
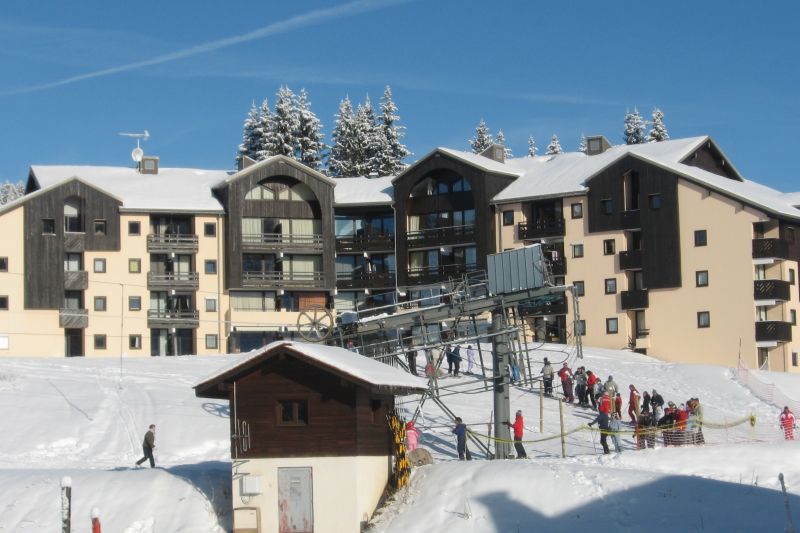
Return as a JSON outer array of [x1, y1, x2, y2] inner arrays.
[[229, 355, 395, 459], [392, 152, 516, 287], [24, 180, 121, 309], [681, 142, 739, 180], [586, 156, 681, 290]]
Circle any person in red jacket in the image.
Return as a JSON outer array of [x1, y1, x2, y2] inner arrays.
[[628, 385, 641, 424], [780, 406, 796, 440], [586, 371, 598, 409], [505, 410, 528, 459], [614, 391, 623, 418], [558, 363, 574, 403], [598, 391, 611, 415]]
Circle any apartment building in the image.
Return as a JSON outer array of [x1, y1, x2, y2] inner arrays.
[[1, 137, 798, 371]]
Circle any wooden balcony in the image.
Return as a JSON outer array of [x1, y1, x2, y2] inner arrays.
[[242, 270, 325, 289], [518, 294, 568, 317], [518, 218, 565, 239], [242, 233, 324, 253], [752, 238, 790, 260], [406, 225, 475, 249], [619, 250, 643, 270], [147, 310, 200, 329], [754, 279, 791, 301], [621, 289, 649, 310], [335, 233, 394, 253], [59, 308, 88, 329], [755, 320, 792, 343], [64, 270, 88, 291], [146, 234, 199, 254], [406, 263, 477, 285], [64, 232, 85, 252], [336, 271, 396, 290], [620, 210, 641, 230], [147, 272, 200, 290]]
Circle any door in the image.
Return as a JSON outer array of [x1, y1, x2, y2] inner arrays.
[[278, 467, 313, 533], [64, 330, 83, 357]]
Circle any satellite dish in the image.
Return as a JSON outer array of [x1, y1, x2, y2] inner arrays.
[[131, 147, 144, 162]]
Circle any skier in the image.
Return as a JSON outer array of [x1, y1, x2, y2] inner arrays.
[[558, 362, 574, 403], [588, 409, 611, 454], [135, 424, 156, 468], [628, 385, 641, 424], [614, 389, 623, 418], [466, 345, 476, 373], [445, 345, 455, 375], [405, 420, 420, 452], [452, 345, 462, 377], [641, 390, 651, 414], [651, 389, 665, 422], [541, 358, 554, 396], [452, 417, 471, 460], [780, 406, 796, 440], [505, 410, 528, 459], [609, 413, 624, 452], [690, 397, 705, 444], [586, 370, 598, 409], [598, 390, 612, 415], [574, 367, 588, 407]]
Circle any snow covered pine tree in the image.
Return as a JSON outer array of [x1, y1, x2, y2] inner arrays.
[[329, 97, 360, 176], [527, 136, 537, 157], [647, 108, 669, 142], [545, 134, 563, 155], [266, 86, 299, 157], [294, 89, 325, 170], [470, 119, 493, 154], [235, 102, 261, 166], [374, 86, 410, 176], [578, 133, 588, 153], [495, 130, 513, 158], [623, 109, 646, 145]]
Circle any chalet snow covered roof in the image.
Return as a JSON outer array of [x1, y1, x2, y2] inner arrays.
[[29, 165, 231, 213], [333, 175, 394, 205], [194, 341, 428, 398]]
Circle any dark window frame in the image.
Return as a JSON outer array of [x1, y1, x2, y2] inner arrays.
[[696, 270, 709, 287], [790, 269, 796, 285], [791, 309, 797, 326], [204, 222, 217, 237], [571, 203, 583, 219], [128, 258, 141, 274], [128, 221, 141, 236], [93, 219, 107, 236], [572, 243, 584, 258], [43, 218, 56, 235], [128, 296, 142, 311], [502, 210, 514, 227], [793, 352, 798, 367], [129, 334, 142, 350], [601, 198, 613, 215], [0, 257, 7, 272], [93, 296, 107, 312], [94, 334, 107, 350], [603, 239, 615, 255], [204, 260, 217, 275], [205, 298, 217, 312], [573, 280, 585, 297], [604, 278, 617, 294], [205, 334, 218, 350], [697, 311, 711, 328], [94, 258, 106, 273], [606, 317, 619, 334], [276, 399, 309, 426], [0, 295, 8, 310], [648, 194, 662, 210], [694, 230, 708, 247]]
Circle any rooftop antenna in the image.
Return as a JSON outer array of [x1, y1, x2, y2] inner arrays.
[[118, 130, 150, 163]]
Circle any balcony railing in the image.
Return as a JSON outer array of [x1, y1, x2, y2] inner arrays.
[[59, 308, 88, 329], [621, 289, 649, 310], [146, 234, 199, 253], [147, 309, 200, 328], [619, 250, 643, 270], [336, 270, 396, 290], [752, 238, 790, 260], [620, 210, 641, 230], [336, 233, 395, 253], [754, 279, 791, 301], [64, 232, 85, 252], [518, 218, 565, 239], [755, 321, 792, 343], [407, 263, 477, 285], [147, 272, 200, 290], [518, 294, 568, 317], [242, 270, 325, 288], [64, 270, 88, 291], [406, 225, 475, 248], [548, 257, 567, 276], [242, 233, 324, 251]]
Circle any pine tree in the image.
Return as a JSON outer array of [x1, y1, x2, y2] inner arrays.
[[0, 180, 24, 205], [236, 102, 261, 166], [496, 130, 513, 158], [351, 101, 374, 176], [470, 119, 493, 154], [578, 133, 588, 153], [265, 86, 299, 157], [647, 108, 669, 143], [527, 136, 537, 157], [545, 134, 563, 155], [329, 97, 359, 176], [361, 95, 383, 175], [374, 85, 410, 175], [256, 98, 273, 160], [295, 88, 325, 170], [623, 108, 646, 145]]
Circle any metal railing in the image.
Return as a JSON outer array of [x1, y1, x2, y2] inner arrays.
[[146, 233, 199, 252], [518, 218, 565, 239], [147, 272, 200, 289], [242, 233, 325, 249], [619, 249, 643, 270], [754, 279, 791, 301], [147, 309, 200, 327], [407, 263, 478, 284], [242, 270, 325, 287], [406, 224, 475, 248], [336, 270, 396, 289], [621, 289, 649, 310], [335, 233, 394, 253], [755, 321, 792, 343], [752, 238, 790, 260]]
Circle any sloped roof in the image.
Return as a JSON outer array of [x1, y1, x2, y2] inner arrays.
[[392, 147, 523, 183], [194, 341, 428, 399], [220, 154, 337, 187], [29, 165, 231, 213], [333, 175, 394, 206]]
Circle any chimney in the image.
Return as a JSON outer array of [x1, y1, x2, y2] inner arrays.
[[585, 135, 612, 156], [238, 155, 257, 171], [139, 156, 159, 175], [479, 143, 506, 163]]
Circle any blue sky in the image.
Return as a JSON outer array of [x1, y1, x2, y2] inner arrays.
[[1, 1, 798, 191]]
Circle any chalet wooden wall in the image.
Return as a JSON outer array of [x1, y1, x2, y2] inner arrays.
[[681, 143, 739, 180]]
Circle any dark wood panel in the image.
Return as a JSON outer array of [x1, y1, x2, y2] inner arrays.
[[681, 142, 739, 180]]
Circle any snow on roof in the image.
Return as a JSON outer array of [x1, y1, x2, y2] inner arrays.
[[333, 175, 394, 205], [195, 340, 428, 395], [393, 147, 523, 183], [29, 165, 232, 213]]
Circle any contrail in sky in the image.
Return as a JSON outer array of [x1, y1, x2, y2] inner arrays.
[[1, 0, 412, 96]]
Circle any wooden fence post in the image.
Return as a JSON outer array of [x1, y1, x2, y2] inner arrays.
[[558, 400, 566, 458], [61, 476, 72, 533]]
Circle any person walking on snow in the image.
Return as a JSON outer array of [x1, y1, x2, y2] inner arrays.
[[588, 410, 611, 454], [466, 345, 476, 374], [452, 417, 471, 460], [780, 406, 796, 440], [541, 358, 554, 396], [135, 424, 156, 468], [575, 367, 588, 407], [445, 345, 455, 375], [452, 345, 462, 376], [559, 362, 574, 403], [586, 370, 598, 409], [628, 385, 641, 424], [505, 410, 528, 459], [609, 413, 624, 452], [598, 390, 612, 415], [651, 389, 665, 422], [405, 420, 420, 452]]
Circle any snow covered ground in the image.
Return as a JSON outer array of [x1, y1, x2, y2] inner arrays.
[[0, 345, 798, 532]]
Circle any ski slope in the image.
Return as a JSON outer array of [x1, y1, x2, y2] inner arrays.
[[0, 346, 798, 532]]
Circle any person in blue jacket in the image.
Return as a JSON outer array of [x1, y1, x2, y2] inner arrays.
[[587, 411, 610, 454], [452, 417, 471, 460]]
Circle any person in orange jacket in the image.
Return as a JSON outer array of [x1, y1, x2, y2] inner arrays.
[[628, 385, 641, 424], [780, 406, 796, 440], [598, 391, 611, 415], [505, 410, 528, 459]]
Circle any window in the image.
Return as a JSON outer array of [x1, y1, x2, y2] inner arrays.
[[573, 281, 585, 297], [129, 335, 142, 350], [94, 334, 107, 350], [792, 310, 797, 326], [277, 399, 309, 426], [93, 258, 106, 273], [793, 352, 798, 367], [502, 210, 514, 226], [204, 260, 217, 275], [93, 220, 107, 236], [649, 194, 662, 209], [64, 198, 82, 232], [603, 239, 615, 255], [606, 318, 619, 334], [204, 222, 216, 237], [576, 320, 586, 335], [128, 221, 141, 235], [786, 227, 796, 244], [601, 199, 613, 215], [604, 278, 617, 294], [696, 270, 709, 287], [129, 296, 142, 311], [697, 311, 711, 328], [0, 295, 8, 310], [128, 258, 141, 274], [572, 244, 584, 258], [205, 298, 217, 312], [790, 269, 796, 285], [571, 203, 583, 219], [0, 335, 8, 350], [205, 334, 218, 349], [94, 296, 107, 312], [64, 253, 82, 272], [43, 218, 55, 234], [694, 230, 707, 247], [0, 257, 7, 272]]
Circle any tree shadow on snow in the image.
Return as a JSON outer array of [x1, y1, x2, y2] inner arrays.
[[165, 461, 232, 531]]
